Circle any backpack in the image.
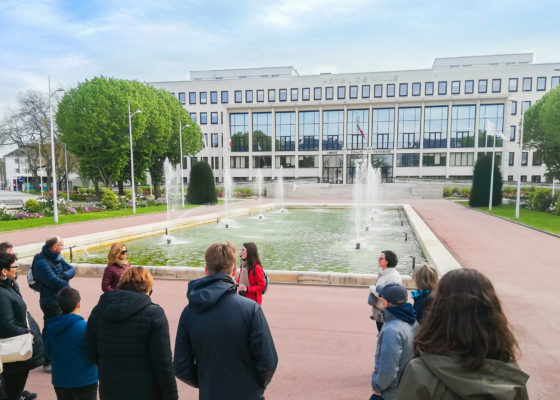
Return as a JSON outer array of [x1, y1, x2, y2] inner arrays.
[[252, 266, 270, 294], [27, 255, 41, 292]]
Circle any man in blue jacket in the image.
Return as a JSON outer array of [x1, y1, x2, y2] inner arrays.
[[33, 236, 75, 371], [174, 242, 278, 400]]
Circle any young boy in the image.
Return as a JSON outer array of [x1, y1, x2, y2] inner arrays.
[[370, 284, 419, 400], [46, 287, 98, 400]]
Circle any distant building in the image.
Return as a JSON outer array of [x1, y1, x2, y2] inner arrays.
[[151, 54, 560, 184]]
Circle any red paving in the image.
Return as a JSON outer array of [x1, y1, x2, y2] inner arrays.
[[6, 199, 559, 399]]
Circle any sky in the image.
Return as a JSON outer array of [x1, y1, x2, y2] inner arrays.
[[1, 0, 559, 117]]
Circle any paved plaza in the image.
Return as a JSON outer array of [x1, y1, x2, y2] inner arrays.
[[4, 199, 558, 399]]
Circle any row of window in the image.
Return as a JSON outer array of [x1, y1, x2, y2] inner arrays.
[[176, 76, 560, 105], [506, 175, 548, 183], [508, 151, 542, 167]]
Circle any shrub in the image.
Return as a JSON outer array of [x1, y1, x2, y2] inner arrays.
[[234, 187, 254, 197], [555, 193, 560, 216], [452, 186, 460, 195], [187, 162, 217, 205], [461, 187, 470, 197], [443, 187, 452, 197], [469, 154, 503, 207], [531, 188, 553, 212], [503, 185, 515, 195], [24, 199, 42, 213], [101, 189, 119, 210]]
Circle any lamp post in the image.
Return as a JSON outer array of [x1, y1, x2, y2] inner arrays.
[[38, 143, 43, 197], [178, 117, 190, 208], [64, 143, 70, 201], [48, 77, 64, 223], [128, 101, 142, 214]]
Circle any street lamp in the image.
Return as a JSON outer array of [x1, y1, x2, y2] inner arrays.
[[64, 143, 70, 201], [38, 142, 43, 196], [128, 101, 142, 214], [48, 77, 64, 223], [178, 117, 190, 208]]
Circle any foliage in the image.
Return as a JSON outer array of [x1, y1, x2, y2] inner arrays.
[[451, 186, 460, 195], [187, 162, 217, 205], [461, 187, 470, 197], [503, 185, 515, 195], [469, 154, 503, 207], [474, 204, 560, 235], [530, 188, 553, 212], [234, 187, 255, 197], [555, 193, 560, 216], [24, 199, 42, 213], [523, 86, 560, 181], [101, 189, 119, 210], [0, 205, 15, 221], [443, 187, 452, 197], [13, 211, 43, 220]]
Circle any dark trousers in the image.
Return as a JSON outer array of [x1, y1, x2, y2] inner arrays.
[[54, 383, 98, 400], [40, 303, 62, 364], [0, 371, 29, 400]]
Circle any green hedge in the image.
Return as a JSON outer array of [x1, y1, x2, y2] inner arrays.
[[187, 162, 217, 205]]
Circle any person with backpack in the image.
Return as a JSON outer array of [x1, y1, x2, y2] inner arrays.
[[237, 242, 267, 305]]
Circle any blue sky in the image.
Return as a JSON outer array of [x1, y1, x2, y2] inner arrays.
[[0, 0, 559, 116]]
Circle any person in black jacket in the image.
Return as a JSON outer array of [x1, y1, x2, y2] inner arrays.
[[85, 266, 177, 400], [174, 242, 278, 400]]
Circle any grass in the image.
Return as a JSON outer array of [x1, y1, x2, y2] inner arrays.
[[473, 203, 560, 235]]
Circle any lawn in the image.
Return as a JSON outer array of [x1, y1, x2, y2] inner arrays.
[[474, 203, 560, 235]]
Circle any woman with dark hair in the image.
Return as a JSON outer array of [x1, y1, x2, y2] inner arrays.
[[237, 242, 266, 305], [101, 243, 130, 292], [85, 267, 177, 400], [368, 250, 402, 332], [396, 268, 529, 400]]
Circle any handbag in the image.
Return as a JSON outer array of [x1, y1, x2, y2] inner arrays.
[[0, 314, 33, 363]]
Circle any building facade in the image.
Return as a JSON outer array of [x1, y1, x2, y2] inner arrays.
[[151, 54, 560, 184]]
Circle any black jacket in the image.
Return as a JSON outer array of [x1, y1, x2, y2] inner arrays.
[[174, 273, 278, 400], [85, 289, 178, 400], [33, 246, 75, 306]]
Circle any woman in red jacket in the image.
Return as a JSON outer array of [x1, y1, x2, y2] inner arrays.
[[101, 243, 130, 292], [237, 242, 266, 305]]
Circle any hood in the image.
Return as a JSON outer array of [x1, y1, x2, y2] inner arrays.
[[47, 313, 83, 336], [42, 245, 62, 263], [386, 303, 416, 324], [420, 352, 529, 399], [187, 273, 237, 313], [95, 289, 153, 322]]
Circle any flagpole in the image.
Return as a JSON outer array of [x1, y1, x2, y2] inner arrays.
[[515, 118, 523, 219], [487, 117, 495, 211]]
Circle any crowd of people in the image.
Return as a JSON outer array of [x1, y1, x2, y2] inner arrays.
[[0, 238, 529, 400]]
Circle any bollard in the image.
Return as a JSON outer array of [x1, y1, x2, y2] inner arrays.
[[165, 228, 169, 235], [365, 226, 369, 232], [356, 242, 361, 250], [410, 256, 415, 270], [401, 220, 404, 226], [69, 246, 73, 262], [404, 232, 408, 241]]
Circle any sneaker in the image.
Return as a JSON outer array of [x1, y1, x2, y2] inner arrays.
[[21, 391, 38, 400], [42, 364, 52, 373]]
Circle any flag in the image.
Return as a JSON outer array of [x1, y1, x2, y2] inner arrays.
[[486, 119, 506, 141], [356, 122, 365, 138], [228, 138, 231, 149]]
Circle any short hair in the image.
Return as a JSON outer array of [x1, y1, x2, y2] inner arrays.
[[412, 263, 439, 291], [107, 242, 127, 265], [57, 287, 81, 314], [381, 250, 398, 268], [0, 242, 13, 253], [45, 236, 61, 249], [205, 242, 237, 275], [117, 266, 153, 294], [0, 252, 16, 271]]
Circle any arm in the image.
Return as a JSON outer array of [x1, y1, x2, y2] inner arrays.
[[173, 311, 198, 388], [34, 257, 69, 291], [248, 306, 278, 388], [371, 329, 403, 394], [148, 307, 178, 400], [101, 266, 114, 292], [0, 295, 29, 337], [60, 259, 76, 280], [84, 308, 99, 365], [247, 265, 267, 295]]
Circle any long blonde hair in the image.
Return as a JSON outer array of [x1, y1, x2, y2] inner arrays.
[[107, 242, 128, 267]]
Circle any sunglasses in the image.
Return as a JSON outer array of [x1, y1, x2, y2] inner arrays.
[[9, 265, 19, 269], [121, 250, 128, 255]]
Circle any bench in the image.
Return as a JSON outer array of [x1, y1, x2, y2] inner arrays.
[[0, 199, 25, 210]]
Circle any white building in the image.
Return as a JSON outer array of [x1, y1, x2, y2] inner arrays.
[[151, 54, 560, 184]]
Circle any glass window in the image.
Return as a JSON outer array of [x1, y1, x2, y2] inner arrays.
[[425, 82, 434, 96], [523, 77, 532, 91], [211, 133, 219, 147], [510, 100, 517, 115], [299, 111, 320, 151], [423, 153, 446, 167], [314, 87, 322, 100], [438, 81, 447, 95], [387, 84, 395, 97], [221, 91, 228, 103], [230, 113, 249, 152], [322, 110, 344, 150], [372, 108, 394, 149], [230, 156, 249, 168], [537, 77, 546, 91], [210, 91, 218, 104], [189, 92, 196, 104], [509, 125, 516, 141], [451, 81, 460, 94], [200, 92, 207, 104], [449, 152, 474, 166], [291, 88, 298, 101], [478, 80, 487, 93], [552, 76, 560, 88], [531, 175, 541, 183], [177, 92, 186, 104], [520, 175, 527, 182], [522, 101, 531, 114], [245, 90, 253, 103], [211, 156, 219, 169], [532, 151, 542, 166], [211, 112, 218, 124], [346, 154, 369, 183], [465, 80, 474, 94], [337, 86, 346, 99], [257, 90, 264, 102], [451, 105, 476, 148], [189, 112, 197, 122], [302, 88, 310, 101], [253, 156, 272, 168], [276, 111, 296, 151], [412, 82, 421, 96], [521, 152, 528, 166], [200, 112, 207, 125], [399, 83, 408, 97], [508, 152, 515, 166], [275, 155, 295, 168], [253, 112, 272, 151], [362, 85, 370, 98], [374, 84, 382, 98], [396, 153, 419, 167], [424, 106, 448, 148], [325, 87, 334, 100], [268, 89, 276, 102], [279, 89, 287, 102], [298, 155, 318, 168], [478, 104, 504, 148], [349, 85, 358, 99], [397, 107, 421, 149], [347, 109, 369, 150], [509, 78, 518, 92], [492, 79, 501, 93], [203, 134, 208, 148], [234, 90, 242, 103]]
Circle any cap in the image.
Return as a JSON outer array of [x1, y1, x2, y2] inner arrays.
[[380, 284, 408, 305]]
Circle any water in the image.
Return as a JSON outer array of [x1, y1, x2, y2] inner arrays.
[[74, 208, 425, 275], [276, 166, 287, 213], [256, 169, 265, 219], [164, 158, 183, 221]]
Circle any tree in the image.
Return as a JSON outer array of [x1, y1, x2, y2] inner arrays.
[[469, 154, 503, 207], [524, 86, 560, 181], [187, 161, 217, 204]]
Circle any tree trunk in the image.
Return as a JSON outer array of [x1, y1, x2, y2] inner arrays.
[[153, 181, 161, 199], [94, 180, 100, 196], [118, 180, 124, 195]]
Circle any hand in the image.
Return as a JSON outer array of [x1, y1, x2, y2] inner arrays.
[[238, 284, 247, 292], [372, 389, 380, 395]]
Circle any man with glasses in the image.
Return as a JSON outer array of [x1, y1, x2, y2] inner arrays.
[[32, 236, 76, 372]]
